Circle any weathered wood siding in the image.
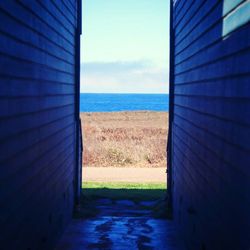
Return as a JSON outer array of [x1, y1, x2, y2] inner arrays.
[[171, 1, 250, 249], [0, 1, 81, 249]]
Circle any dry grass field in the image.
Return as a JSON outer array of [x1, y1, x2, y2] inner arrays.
[[81, 111, 168, 168]]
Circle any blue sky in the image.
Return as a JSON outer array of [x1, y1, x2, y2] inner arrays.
[[81, 0, 170, 93]]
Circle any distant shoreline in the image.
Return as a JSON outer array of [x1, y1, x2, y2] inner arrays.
[[80, 93, 169, 95]]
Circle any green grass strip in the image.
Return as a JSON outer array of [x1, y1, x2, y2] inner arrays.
[[82, 182, 166, 189]]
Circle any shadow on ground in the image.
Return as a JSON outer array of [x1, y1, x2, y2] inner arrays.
[[55, 183, 184, 250], [76, 182, 170, 219]]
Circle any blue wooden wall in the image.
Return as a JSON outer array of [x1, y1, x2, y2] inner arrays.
[[171, 0, 250, 249], [0, 1, 81, 249]]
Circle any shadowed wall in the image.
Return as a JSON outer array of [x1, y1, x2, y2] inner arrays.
[[0, 1, 81, 249], [170, 0, 250, 249]]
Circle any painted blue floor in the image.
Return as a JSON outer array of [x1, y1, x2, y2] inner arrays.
[[55, 199, 184, 250]]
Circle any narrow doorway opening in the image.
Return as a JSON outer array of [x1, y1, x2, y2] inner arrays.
[[78, 0, 170, 219]]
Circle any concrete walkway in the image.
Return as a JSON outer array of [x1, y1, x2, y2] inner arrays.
[[55, 199, 184, 250], [83, 167, 167, 183]]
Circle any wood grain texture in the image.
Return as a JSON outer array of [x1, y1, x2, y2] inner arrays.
[[0, 1, 80, 249], [171, 1, 250, 249]]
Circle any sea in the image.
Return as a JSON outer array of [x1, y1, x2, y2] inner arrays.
[[80, 93, 169, 112]]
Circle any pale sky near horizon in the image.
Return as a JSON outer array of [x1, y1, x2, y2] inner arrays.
[[81, 0, 170, 93]]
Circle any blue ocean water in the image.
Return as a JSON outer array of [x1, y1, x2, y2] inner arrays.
[[80, 93, 169, 112]]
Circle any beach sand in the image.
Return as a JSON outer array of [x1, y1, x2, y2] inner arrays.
[[81, 111, 168, 168]]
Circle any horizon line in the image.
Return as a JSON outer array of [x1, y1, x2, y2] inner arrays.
[[80, 92, 169, 94]]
